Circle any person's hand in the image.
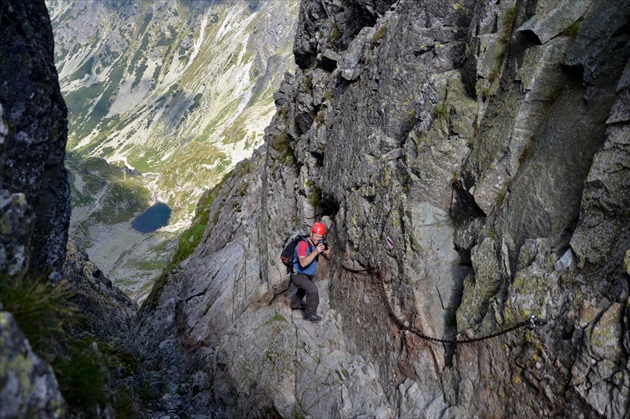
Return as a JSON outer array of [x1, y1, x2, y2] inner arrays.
[[322, 247, 331, 259], [316, 243, 326, 254]]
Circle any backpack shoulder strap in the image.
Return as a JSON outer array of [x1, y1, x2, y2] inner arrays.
[[302, 236, 319, 262], [294, 236, 315, 259], [304, 236, 313, 252]]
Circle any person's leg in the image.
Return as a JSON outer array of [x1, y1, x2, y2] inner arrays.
[[291, 274, 319, 317], [290, 275, 307, 309]]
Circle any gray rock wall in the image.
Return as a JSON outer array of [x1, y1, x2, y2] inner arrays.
[[0, 0, 70, 412], [0, 312, 65, 418], [0, 0, 70, 279], [131, 0, 630, 417], [0, 1, 137, 417]]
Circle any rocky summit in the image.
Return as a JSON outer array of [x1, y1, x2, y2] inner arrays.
[[2, 0, 630, 418]]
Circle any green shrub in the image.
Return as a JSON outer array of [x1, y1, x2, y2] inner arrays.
[[488, 67, 500, 84], [269, 132, 295, 165], [0, 276, 73, 355], [307, 180, 322, 208], [172, 223, 207, 265], [503, 6, 517, 29], [500, 7, 517, 45], [139, 378, 153, 402], [0, 275, 142, 415], [434, 104, 449, 119], [52, 341, 107, 412], [114, 386, 138, 417], [195, 174, 229, 226], [303, 76, 314, 92]]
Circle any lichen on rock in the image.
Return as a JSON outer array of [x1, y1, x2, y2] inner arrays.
[[0, 312, 65, 418]]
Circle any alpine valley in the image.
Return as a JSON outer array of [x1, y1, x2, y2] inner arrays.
[[46, 0, 299, 300]]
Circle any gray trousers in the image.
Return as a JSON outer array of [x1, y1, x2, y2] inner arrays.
[[290, 273, 319, 316]]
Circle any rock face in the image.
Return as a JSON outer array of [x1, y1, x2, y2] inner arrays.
[[0, 312, 65, 418], [0, 0, 71, 415], [2, 0, 626, 417], [0, 1, 139, 416], [62, 239, 138, 343], [130, 0, 630, 417], [0, 0, 70, 279]]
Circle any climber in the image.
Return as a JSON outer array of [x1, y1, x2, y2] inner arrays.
[[290, 221, 332, 323]]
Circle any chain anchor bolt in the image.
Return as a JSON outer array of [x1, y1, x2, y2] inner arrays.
[[529, 315, 547, 329]]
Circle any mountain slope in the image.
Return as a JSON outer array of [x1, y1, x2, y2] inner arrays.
[[47, 0, 298, 299], [129, 0, 630, 417]]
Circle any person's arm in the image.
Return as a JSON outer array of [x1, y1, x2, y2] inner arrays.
[[298, 242, 325, 267]]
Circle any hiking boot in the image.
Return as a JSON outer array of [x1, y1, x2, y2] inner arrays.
[[303, 313, 322, 323]]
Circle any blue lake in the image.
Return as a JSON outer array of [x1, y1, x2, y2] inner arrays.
[[131, 202, 172, 233]]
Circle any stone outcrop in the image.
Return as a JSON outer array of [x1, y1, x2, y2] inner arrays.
[[130, 0, 630, 417], [0, 312, 65, 418], [0, 1, 138, 416], [62, 239, 138, 343], [0, 0, 70, 279], [0, 1, 71, 413]]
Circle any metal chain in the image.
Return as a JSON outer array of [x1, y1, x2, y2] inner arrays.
[[341, 264, 607, 417], [374, 267, 531, 344]]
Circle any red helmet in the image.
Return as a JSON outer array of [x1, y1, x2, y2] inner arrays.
[[311, 222, 326, 235]]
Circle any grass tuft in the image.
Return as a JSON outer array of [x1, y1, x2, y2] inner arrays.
[[53, 341, 107, 412], [0, 274, 143, 416], [0, 275, 74, 355], [373, 25, 387, 43], [562, 20, 580, 38], [171, 223, 207, 265]]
